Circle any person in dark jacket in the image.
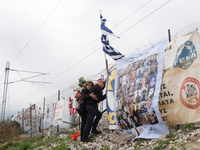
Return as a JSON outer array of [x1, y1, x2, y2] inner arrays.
[[80, 81, 98, 141], [82, 78, 106, 142]]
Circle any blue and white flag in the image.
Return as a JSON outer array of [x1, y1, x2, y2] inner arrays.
[[100, 14, 124, 61]]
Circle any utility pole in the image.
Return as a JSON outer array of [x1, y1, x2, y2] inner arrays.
[[100, 74, 104, 112], [0, 61, 51, 121], [1, 62, 10, 121]]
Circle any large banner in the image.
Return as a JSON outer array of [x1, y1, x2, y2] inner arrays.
[[46, 102, 53, 123], [53, 99, 65, 125], [11, 112, 22, 124], [106, 67, 118, 129], [114, 40, 169, 139], [159, 31, 200, 125]]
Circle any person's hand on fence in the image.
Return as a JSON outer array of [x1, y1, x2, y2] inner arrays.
[[90, 92, 99, 101]]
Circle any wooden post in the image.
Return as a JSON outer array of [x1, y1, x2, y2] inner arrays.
[[168, 29, 171, 42], [57, 90, 60, 133], [42, 97, 45, 137], [104, 53, 109, 72], [22, 108, 24, 133], [30, 103, 32, 138]]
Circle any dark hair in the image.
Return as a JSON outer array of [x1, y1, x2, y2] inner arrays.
[[97, 78, 103, 82], [85, 81, 94, 87]]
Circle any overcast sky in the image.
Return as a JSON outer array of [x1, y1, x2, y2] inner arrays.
[[0, 0, 200, 118]]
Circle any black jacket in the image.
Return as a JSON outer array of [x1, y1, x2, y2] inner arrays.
[[80, 87, 90, 103], [86, 84, 106, 109]]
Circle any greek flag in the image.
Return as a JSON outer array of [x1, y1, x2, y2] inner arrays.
[[100, 14, 124, 61]]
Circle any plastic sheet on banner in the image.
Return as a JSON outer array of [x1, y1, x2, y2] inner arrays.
[[114, 40, 169, 139]]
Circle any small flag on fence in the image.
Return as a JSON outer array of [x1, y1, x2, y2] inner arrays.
[[100, 14, 124, 61]]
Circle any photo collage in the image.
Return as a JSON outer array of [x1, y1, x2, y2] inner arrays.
[[116, 53, 160, 131]]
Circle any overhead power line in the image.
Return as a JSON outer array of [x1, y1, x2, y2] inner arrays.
[[11, 0, 62, 64], [49, 0, 152, 73], [7, 0, 171, 111]]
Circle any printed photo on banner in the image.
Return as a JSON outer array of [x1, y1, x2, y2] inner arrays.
[[115, 53, 159, 131]]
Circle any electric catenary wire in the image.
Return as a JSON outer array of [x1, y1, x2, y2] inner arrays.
[[7, 0, 172, 111], [5, 0, 153, 111], [6, 1, 154, 110], [11, 0, 62, 64], [49, 0, 152, 73]]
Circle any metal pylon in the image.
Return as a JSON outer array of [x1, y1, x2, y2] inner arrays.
[[1, 62, 10, 121]]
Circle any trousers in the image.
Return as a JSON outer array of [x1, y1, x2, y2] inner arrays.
[[82, 105, 102, 140]]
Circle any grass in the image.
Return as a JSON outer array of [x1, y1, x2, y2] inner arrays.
[[51, 143, 70, 150], [180, 142, 186, 149], [181, 123, 196, 133], [99, 146, 110, 150], [0, 132, 76, 150], [81, 147, 88, 150], [134, 140, 144, 150], [171, 147, 176, 150], [153, 138, 177, 150], [166, 132, 176, 138]]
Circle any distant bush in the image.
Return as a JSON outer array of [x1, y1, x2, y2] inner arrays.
[[0, 121, 21, 144]]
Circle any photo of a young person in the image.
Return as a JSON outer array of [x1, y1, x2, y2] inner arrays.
[[142, 112, 150, 124], [148, 75, 156, 87], [135, 90, 141, 103], [147, 87, 155, 100], [130, 102, 135, 112], [116, 89, 121, 99], [128, 81, 136, 94], [123, 95, 127, 107], [147, 111, 159, 125], [142, 101, 148, 112], [129, 92, 135, 104], [133, 115, 142, 127], [152, 54, 158, 64], [117, 75, 123, 90], [136, 78, 142, 90], [146, 98, 153, 112], [149, 62, 158, 75], [127, 63, 132, 74], [122, 85, 126, 97], [140, 101, 145, 110], [140, 89, 147, 101], [141, 76, 148, 89], [126, 72, 131, 83], [118, 88, 123, 101], [142, 66, 150, 78], [136, 68, 143, 78], [133, 61, 139, 70], [122, 74, 127, 86], [135, 102, 141, 111], [138, 59, 144, 68], [143, 57, 149, 67], [131, 68, 137, 81], [116, 110, 122, 121], [135, 102, 146, 125], [119, 120, 126, 130], [119, 99, 123, 110], [127, 105, 132, 116], [118, 121, 124, 129], [124, 118, 132, 129]]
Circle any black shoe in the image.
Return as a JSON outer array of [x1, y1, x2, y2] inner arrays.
[[83, 138, 92, 142], [92, 129, 101, 134]]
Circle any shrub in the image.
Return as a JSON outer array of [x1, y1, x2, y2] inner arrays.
[[18, 143, 31, 150], [181, 123, 195, 133], [0, 121, 21, 144]]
